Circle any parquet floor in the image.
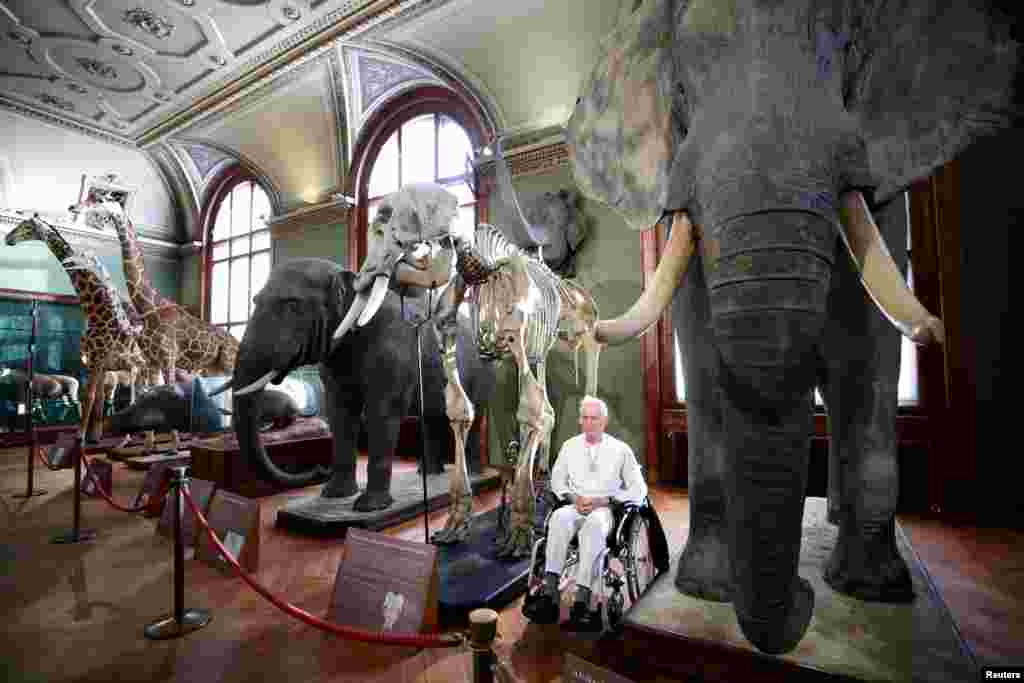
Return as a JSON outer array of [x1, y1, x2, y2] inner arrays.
[[0, 445, 1021, 682]]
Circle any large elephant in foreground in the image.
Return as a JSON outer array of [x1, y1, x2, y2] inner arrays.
[[218, 258, 494, 512], [566, 0, 1020, 654]]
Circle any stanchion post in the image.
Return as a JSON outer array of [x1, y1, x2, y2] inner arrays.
[[14, 300, 46, 499], [51, 435, 97, 544], [144, 466, 211, 640], [469, 608, 498, 683]]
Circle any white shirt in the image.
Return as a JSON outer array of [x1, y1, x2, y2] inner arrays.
[[549, 433, 647, 505]]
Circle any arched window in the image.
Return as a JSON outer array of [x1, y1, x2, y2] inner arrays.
[[204, 176, 272, 341], [366, 113, 477, 240], [347, 85, 493, 272]]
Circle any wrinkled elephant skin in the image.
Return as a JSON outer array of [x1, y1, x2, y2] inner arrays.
[[568, 0, 1021, 655]]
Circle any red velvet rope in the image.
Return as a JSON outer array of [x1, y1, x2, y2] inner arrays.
[[79, 448, 167, 514], [181, 484, 463, 649]]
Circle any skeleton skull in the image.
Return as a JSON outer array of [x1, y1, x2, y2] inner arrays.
[[334, 182, 461, 342]]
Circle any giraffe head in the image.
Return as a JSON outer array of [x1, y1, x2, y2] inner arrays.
[[5, 215, 59, 247], [72, 199, 128, 236]]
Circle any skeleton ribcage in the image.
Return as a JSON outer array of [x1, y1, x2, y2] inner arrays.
[[467, 224, 565, 365]]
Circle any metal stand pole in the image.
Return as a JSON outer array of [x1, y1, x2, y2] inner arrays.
[[14, 301, 46, 499], [51, 436, 97, 544], [144, 466, 211, 639], [400, 290, 435, 545], [469, 608, 498, 683]]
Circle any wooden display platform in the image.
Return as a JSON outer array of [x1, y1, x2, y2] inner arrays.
[[607, 497, 977, 683], [275, 466, 502, 537], [188, 434, 333, 498], [121, 450, 191, 470]]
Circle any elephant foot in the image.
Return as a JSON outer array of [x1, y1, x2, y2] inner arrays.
[[416, 462, 444, 476], [674, 532, 733, 602], [495, 523, 533, 560], [320, 475, 360, 500], [737, 577, 815, 655], [353, 490, 395, 512], [825, 530, 914, 603]]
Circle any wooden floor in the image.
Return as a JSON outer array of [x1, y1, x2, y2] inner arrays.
[[1, 445, 1021, 682]]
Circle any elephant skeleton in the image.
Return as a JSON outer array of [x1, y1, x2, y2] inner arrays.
[[332, 183, 602, 557]]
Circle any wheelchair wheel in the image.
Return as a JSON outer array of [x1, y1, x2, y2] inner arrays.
[[624, 513, 657, 603]]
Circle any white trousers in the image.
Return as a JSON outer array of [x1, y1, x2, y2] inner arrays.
[[544, 505, 614, 593]]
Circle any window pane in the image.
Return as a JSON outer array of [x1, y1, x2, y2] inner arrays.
[[230, 257, 249, 322], [367, 198, 381, 224], [814, 388, 824, 406], [231, 236, 250, 257], [230, 324, 246, 342], [252, 185, 271, 226], [438, 116, 473, 180], [212, 241, 230, 261], [401, 114, 436, 185], [251, 230, 270, 252], [672, 332, 686, 402], [250, 251, 271, 312], [369, 133, 399, 198], [232, 183, 252, 237], [442, 180, 475, 206], [453, 204, 476, 242], [213, 196, 231, 242], [210, 261, 229, 324], [898, 261, 918, 404]]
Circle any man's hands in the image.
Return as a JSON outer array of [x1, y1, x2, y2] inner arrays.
[[574, 495, 610, 515]]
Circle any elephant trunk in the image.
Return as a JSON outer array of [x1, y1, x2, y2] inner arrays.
[[234, 390, 328, 487], [707, 204, 836, 654]]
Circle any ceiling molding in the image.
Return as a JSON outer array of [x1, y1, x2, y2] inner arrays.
[[325, 47, 349, 177], [0, 208, 182, 262], [145, 142, 200, 242], [174, 136, 285, 215], [476, 139, 569, 180], [0, 93, 135, 148]]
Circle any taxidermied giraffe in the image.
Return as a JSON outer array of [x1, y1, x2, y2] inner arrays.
[[78, 199, 239, 381], [3, 216, 149, 442]]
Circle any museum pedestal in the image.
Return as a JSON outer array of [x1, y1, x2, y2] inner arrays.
[[606, 497, 976, 682], [188, 434, 333, 497], [275, 465, 502, 537]]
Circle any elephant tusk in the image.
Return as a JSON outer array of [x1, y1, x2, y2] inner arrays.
[[333, 288, 370, 342], [357, 275, 391, 327], [207, 377, 234, 398], [234, 370, 277, 396], [595, 210, 695, 345], [394, 247, 455, 289], [838, 191, 944, 346]]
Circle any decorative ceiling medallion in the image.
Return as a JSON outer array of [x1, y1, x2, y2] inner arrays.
[[76, 57, 118, 80], [38, 94, 75, 112], [209, 55, 227, 67], [67, 83, 89, 95], [179, 0, 196, 5], [109, 120, 126, 129], [7, 31, 32, 46], [153, 91, 170, 101], [111, 44, 134, 57], [122, 8, 174, 40], [282, 6, 301, 21]]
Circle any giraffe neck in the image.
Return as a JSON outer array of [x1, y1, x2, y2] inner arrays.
[[44, 234, 116, 327], [113, 214, 167, 312]]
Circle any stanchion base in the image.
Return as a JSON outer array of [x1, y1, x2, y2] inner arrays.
[[50, 529, 98, 544], [12, 489, 48, 498], [143, 609, 212, 640]]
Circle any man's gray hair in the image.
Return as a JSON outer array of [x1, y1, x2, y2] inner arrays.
[[579, 395, 608, 418]]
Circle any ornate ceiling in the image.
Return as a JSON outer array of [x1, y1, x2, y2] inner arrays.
[[0, 0, 625, 240]]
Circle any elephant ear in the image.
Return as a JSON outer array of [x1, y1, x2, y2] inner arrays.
[[567, 0, 677, 231], [846, 1, 1022, 203]]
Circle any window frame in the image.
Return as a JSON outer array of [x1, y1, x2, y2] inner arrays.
[[346, 85, 493, 271], [199, 166, 273, 339]]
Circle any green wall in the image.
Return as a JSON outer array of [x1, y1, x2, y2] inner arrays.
[[272, 220, 348, 267], [485, 165, 647, 469]]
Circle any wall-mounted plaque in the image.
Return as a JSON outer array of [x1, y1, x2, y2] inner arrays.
[[196, 489, 261, 573], [327, 528, 439, 635], [157, 477, 216, 547]]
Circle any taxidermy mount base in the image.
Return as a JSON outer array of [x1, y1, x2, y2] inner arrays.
[[611, 498, 974, 683], [275, 465, 501, 538]]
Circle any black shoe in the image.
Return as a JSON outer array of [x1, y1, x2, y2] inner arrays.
[[562, 601, 603, 633], [523, 591, 559, 624]]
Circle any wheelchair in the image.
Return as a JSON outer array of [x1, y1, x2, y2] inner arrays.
[[523, 487, 670, 630]]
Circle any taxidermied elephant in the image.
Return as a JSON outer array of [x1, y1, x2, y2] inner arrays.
[[566, 0, 1020, 654], [217, 258, 495, 512]]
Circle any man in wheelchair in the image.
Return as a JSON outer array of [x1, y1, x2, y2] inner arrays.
[[523, 395, 650, 631]]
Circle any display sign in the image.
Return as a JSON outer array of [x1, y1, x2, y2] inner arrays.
[[563, 654, 637, 683], [81, 459, 112, 497], [327, 528, 440, 635], [196, 489, 261, 573]]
